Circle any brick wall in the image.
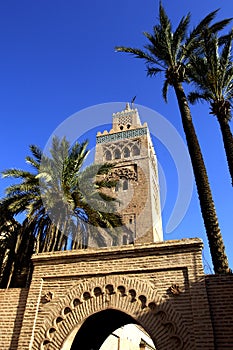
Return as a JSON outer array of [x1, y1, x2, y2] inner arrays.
[[205, 275, 233, 349], [0, 288, 29, 349], [17, 238, 214, 349], [0, 239, 232, 350]]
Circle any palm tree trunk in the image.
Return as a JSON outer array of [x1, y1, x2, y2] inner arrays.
[[51, 221, 61, 252], [56, 220, 67, 251], [0, 246, 16, 288], [2, 228, 27, 288], [174, 82, 230, 274], [42, 225, 54, 252], [10, 230, 34, 287], [217, 116, 233, 186]]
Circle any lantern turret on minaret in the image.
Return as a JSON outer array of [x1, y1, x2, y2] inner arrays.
[[95, 104, 163, 245]]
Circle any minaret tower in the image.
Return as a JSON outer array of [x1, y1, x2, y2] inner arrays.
[[95, 104, 163, 244]]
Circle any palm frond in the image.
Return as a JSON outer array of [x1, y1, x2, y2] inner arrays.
[[25, 156, 40, 170], [29, 144, 42, 162], [183, 10, 219, 58], [190, 9, 219, 38], [208, 18, 233, 35], [159, 2, 172, 34], [188, 91, 211, 104], [220, 30, 233, 68], [115, 45, 163, 67], [146, 66, 163, 77], [162, 79, 170, 102], [1, 168, 36, 179], [172, 13, 190, 59]]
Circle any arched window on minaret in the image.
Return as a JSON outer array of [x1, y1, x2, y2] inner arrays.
[[128, 232, 134, 244], [114, 148, 121, 159], [123, 147, 130, 158], [105, 150, 112, 161], [123, 180, 128, 190], [115, 181, 120, 192], [132, 145, 140, 156], [122, 235, 128, 245]]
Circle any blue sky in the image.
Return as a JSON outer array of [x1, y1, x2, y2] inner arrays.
[[0, 0, 232, 272]]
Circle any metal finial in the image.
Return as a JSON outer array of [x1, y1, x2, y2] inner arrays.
[[131, 95, 136, 108]]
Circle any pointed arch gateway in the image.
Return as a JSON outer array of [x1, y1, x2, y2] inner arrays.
[[68, 309, 137, 349], [35, 276, 193, 350]]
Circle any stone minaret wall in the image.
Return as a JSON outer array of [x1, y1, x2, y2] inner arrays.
[[95, 104, 163, 245]]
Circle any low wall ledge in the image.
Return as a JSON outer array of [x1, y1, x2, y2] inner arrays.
[[31, 238, 203, 265]]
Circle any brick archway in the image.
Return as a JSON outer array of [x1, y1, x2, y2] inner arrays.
[[11, 240, 215, 349], [34, 275, 193, 350]]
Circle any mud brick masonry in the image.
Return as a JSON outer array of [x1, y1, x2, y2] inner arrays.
[[0, 105, 233, 349], [1, 239, 233, 349]]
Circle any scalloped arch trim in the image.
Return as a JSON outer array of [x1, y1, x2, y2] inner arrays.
[[33, 275, 193, 350]]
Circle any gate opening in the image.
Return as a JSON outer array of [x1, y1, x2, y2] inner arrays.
[[100, 323, 156, 350], [69, 309, 155, 350]]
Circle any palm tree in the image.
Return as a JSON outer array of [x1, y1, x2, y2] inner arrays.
[[188, 30, 233, 185], [0, 136, 122, 287], [115, 3, 231, 273]]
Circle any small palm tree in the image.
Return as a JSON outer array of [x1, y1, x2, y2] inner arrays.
[[0, 136, 122, 287], [188, 30, 233, 185], [115, 3, 231, 273]]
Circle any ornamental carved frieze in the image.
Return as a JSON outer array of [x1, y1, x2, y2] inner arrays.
[[107, 167, 138, 181], [96, 127, 147, 144]]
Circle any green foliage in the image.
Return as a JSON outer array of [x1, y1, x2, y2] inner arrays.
[[188, 30, 233, 185], [115, 3, 231, 102], [0, 136, 122, 287], [188, 30, 233, 120], [115, 2, 231, 274]]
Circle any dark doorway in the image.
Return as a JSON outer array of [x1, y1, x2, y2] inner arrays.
[[70, 309, 137, 350]]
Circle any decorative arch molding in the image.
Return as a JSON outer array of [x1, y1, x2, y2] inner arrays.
[[34, 276, 194, 350]]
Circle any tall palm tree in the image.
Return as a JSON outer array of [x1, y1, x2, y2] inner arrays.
[[115, 3, 231, 273], [0, 137, 122, 287], [188, 30, 233, 185]]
